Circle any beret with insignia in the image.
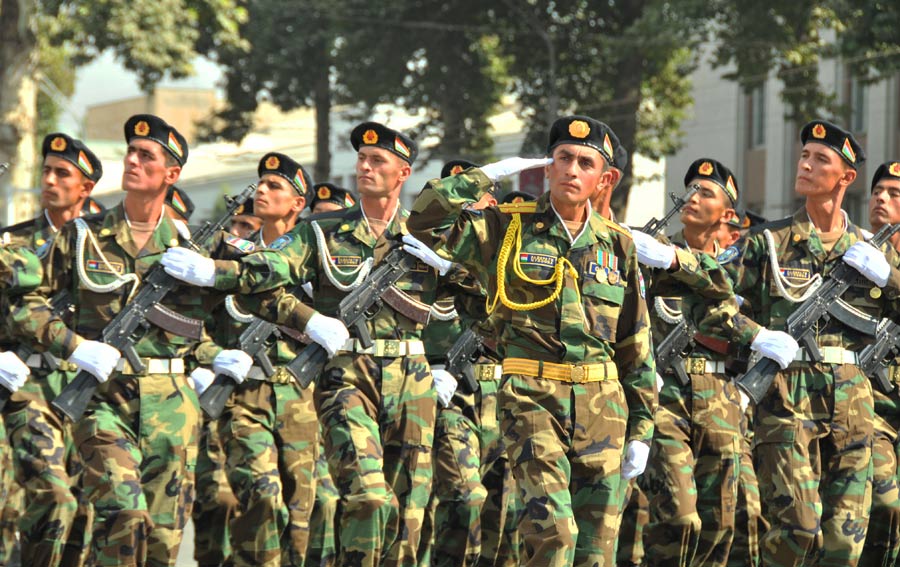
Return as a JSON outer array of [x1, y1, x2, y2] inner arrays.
[[546, 115, 620, 166], [166, 186, 195, 221], [310, 183, 356, 211], [350, 121, 418, 165], [684, 158, 739, 205], [257, 152, 313, 199], [82, 196, 106, 216], [799, 119, 865, 169], [124, 114, 189, 166], [613, 145, 629, 172], [871, 161, 900, 192], [233, 198, 255, 217], [499, 190, 537, 205], [441, 159, 479, 178], [42, 132, 103, 182]]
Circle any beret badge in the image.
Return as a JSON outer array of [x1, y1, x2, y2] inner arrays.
[[265, 155, 280, 170], [450, 165, 464, 175], [50, 137, 67, 152], [362, 130, 379, 145], [568, 120, 590, 139], [698, 161, 713, 176], [318, 185, 331, 200], [812, 124, 826, 139], [890, 162, 900, 177], [135, 121, 151, 136]]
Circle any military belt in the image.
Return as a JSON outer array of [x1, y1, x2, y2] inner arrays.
[[890, 365, 900, 385], [502, 358, 618, 383], [473, 363, 502, 381], [791, 346, 859, 366], [115, 358, 185, 376], [682, 357, 727, 375], [339, 339, 425, 357], [247, 365, 295, 384], [25, 353, 78, 373]]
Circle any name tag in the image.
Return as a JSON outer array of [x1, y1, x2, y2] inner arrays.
[[780, 268, 811, 281], [86, 259, 124, 274], [331, 255, 361, 267], [518, 253, 557, 267]]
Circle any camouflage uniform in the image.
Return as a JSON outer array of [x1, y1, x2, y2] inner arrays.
[[407, 169, 664, 567], [207, 202, 442, 566], [306, 440, 339, 567], [642, 233, 743, 567], [10, 203, 245, 567], [191, 415, 239, 567], [726, 405, 766, 567], [1, 214, 93, 567], [709, 208, 900, 566], [615, 483, 648, 567]]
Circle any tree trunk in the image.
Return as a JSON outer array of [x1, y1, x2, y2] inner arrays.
[[0, 0, 38, 225], [312, 49, 331, 184]]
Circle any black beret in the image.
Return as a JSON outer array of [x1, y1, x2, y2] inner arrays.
[[441, 159, 479, 178], [165, 186, 195, 220], [799, 119, 865, 169], [871, 161, 900, 192], [258, 152, 313, 199], [82, 196, 106, 215], [233, 198, 255, 217], [613, 145, 629, 171], [41, 133, 103, 182], [350, 122, 418, 165], [546, 115, 619, 166], [499, 191, 536, 205], [684, 158, 739, 206], [124, 114, 189, 166], [310, 183, 356, 210]]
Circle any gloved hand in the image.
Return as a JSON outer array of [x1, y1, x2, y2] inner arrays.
[[402, 234, 452, 276], [69, 340, 121, 383], [750, 328, 800, 370], [843, 241, 890, 287], [621, 440, 650, 480], [161, 247, 217, 287], [431, 365, 458, 408], [189, 367, 216, 395], [305, 312, 350, 357], [739, 389, 751, 413], [480, 157, 553, 182], [631, 230, 676, 270], [212, 349, 253, 384], [0, 352, 30, 393], [655, 372, 664, 393]]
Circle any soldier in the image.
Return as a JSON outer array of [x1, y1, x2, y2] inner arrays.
[[859, 161, 900, 566], [310, 183, 356, 215], [229, 199, 262, 239], [694, 120, 900, 566], [10, 114, 252, 566], [161, 121, 450, 566], [590, 142, 626, 221], [406, 115, 665, 566], [1, 132, 105, 567]]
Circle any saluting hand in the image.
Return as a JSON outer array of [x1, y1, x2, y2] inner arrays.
[[480, 157, 554, 182]]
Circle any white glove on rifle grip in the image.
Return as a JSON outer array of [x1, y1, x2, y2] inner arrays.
[[305, 313, 350, 357], [0, 352, 30, 392], [843, 241, 890, 287], [431, 365, 458, 408], [750, 328, 800, 370], [190, 367, 216, 395], [212, 349, 254, 384], [69, 340, 122, 383], [621, 440, 650, 480], [160, 247, 217, 287]]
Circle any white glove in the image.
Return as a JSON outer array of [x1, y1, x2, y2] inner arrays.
[[739, 389, 751, 413], [655, 372, 664, 393], [212, 349, 253, 384], [750, 328, 800, 370], [621, 440, 650, 480], [843, 241, 890, 287], [0, 352, 30, 392], [305, 312, 350, 357], [190, 367, 216, 395], [160, 247, 217, 287], [431, 365, 458, 408], [402, 234, 452, 276], [631, 230, 676, 270], [480, 157, 553, 182], [69, 340, 121, 383]]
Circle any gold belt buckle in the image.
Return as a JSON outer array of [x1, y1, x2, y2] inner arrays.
[[571, 365, 586, 383], [688, 357, 706, 375], [382, 340, 400, 357], [477, 364, 495, 380], [271, 367, 294, 384]]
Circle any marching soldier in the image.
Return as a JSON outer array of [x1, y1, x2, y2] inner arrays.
[[1, 132, 104, 567], [309, 183, 356, 214], [229, 198, 262, 239]]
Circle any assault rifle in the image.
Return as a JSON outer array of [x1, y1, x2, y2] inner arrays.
[[284, 244, 419, 389], [52, 184, 257, 421], [859, 319, 900, 395], [737, 223, 900, 404], [654, 318, 694, 387], [641, 184, 700, 237], [445, 326, 482, 394]]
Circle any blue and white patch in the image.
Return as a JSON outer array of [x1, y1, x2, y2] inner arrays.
[[35, 240, 52, 259], [225, 235, 255, 253], [716, 246, 739, 265], [268, 234, 293, 251]]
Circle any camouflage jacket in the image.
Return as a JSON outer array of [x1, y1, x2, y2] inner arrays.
[[10, 203, 245, 359], [714, 207, 900, 350], [407, 168, 663, 442]]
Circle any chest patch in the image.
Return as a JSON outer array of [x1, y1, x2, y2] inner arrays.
[[269, 234, 292, 250], [224, 235, 255, 252], [717, 246, 739, 264], [330, 255, 362, 267], [779, 267, 811, 281], [85, 259, 124, 274], [518, 253, 557, 267]]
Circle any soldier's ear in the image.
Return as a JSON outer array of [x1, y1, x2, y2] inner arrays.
[[840, 167, 857, 188]]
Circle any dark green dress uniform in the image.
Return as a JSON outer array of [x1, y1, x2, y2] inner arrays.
[[10, 203, 246, 566]]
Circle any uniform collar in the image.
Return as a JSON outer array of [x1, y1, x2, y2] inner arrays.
[[530, 193, 610, 248], [100, 203, 181, 258]]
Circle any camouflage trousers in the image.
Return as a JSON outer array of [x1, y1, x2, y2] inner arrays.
[[643, 371, 742, 567], [220, 378, 318, 567], [725, 406, 766, 567], [4, 369, 92, 567], [420, 378, 517, 567], [0, 416, 23, 565], [615, 482, 648, 567], [499, 374, 628, 567], [307, 441, 339, 567], [316, 352, 436, 567], [192, 416, 239, 567], [74, 372, 200, 567], [858, 385, 900, 567], [753, 363, 874, 567]]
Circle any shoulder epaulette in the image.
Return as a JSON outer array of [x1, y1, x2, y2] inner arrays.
[[306, 209, 353, 223], [497, 202, 538, 214], [0, 218, 37, 236], [601, 217, 632, 239], [749, 216, 792, 235]]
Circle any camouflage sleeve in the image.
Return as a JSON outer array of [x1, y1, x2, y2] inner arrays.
[[615, 235, 657, 444], [0, 246, 42, 294]]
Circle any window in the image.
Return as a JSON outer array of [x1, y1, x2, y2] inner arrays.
[[849, 76, 867, 133], [748, 84, 766, 148]]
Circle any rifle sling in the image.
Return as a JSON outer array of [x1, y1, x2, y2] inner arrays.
[[381, 286, 432, 324], [145, 304, 204, 341]]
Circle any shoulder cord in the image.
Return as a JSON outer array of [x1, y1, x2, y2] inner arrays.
[[428, 300, 458, 321], [764, 228, 822, 303], [654, 296, 683, 324], [311, 220, 373, 292], [75, 218, 140, 301], [486, 212, 578, 314], [225, 295, 255, 323]]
